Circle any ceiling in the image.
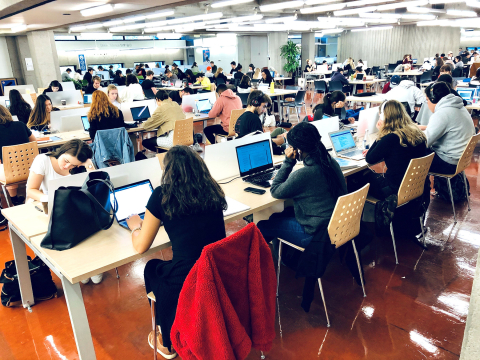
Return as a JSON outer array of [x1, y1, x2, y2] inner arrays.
[[0, 0, 479, 36]]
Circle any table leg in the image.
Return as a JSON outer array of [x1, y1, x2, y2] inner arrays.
[[62, 277, 97, 360], [9, 226, 35, 310], [202, 119, 208, 143], [353, 83, 357, 94], [277, 96, 283, 122]]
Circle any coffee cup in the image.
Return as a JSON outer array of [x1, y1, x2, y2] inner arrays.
[[61, 100, 66, 106]]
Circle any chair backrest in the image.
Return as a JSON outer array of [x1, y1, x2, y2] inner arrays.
[[314, 80, 327, 92], [397, 152, 434, 207], [452, 67, 463, 77], [328, 184, 370, 249], [295, 90, 306, 104], [172, 117, 194, 146], [216, 77, 225, 85], [328, 81, 343, 92], [388, 63, 396, 72], [420, 70, 432, 83], [238, 92, 249, 107], [2, 142, 39, 184], [454, 133, 480, 175], [229, 109, 245, 136], [372, 66, 380, 75], [38, 87, 46, 94]]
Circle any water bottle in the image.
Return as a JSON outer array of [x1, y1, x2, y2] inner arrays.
[[194, 99, 198, 114], [270, 81, 275, 94], [364, 129, 370, 150]]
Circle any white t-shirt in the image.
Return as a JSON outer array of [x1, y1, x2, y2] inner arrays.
[[120, 83, 145, 103], [30, 154, 66, 195]]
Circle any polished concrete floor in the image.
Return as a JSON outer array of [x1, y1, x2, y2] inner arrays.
[[0, 93, 479, 359]]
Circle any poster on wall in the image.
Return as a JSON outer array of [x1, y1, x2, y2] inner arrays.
[[203, 49, 210, 62], [25, 58, 34, 71], [78, 54, 87, 71], [0, 78, 17, 96]]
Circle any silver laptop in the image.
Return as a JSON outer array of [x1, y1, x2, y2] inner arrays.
[[60, 115, 83, 132], [328, 129, 365, 160]]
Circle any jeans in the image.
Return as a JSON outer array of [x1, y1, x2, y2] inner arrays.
[[204, 124, 228, 144], [430, 152, 457, 175], [257, 207, 313, 249]]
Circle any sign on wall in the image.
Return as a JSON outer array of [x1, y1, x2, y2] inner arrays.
[[25, 58, 34, 71], [203, 49, 210, 62], [78, 54, 87, 71]]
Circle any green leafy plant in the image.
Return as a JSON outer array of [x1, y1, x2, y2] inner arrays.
[[280, 40, 301, 75], [64, 77, 83, 90]]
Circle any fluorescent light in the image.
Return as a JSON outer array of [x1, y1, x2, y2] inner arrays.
[[301, 3, 346, 13], [446, 9, 477, 17], [305, 0, 340, 4], [123, 15, 147, 23], [85, 24, 103, 29], [167, 12, 223, 25], [407, 6, 444, 13], [260, 0, 305, 11], [70, 25, 87, 32], [351, 25, 393, 31], [265, 16, 298, 23], [417, 19, 450, 26], [211, 0, 254, 8], [79, 32, 113, 40], [11, 24, 27, 33], [355, 18, 398, 23], [229, 14, 263, 22], [467, 1, 480, 8], [359, 12, 401, 18], [346, 0, 395, 7], [401, 13, 436, 19], [334, 6, 378, 16], [376, 0, 428, 11], [145, 10, 174, 19], [102, 20, 124, 27], [109, 24, 145, 31], [315, 28, 344, 35], [429, 0, 463, 3], [317, 16, 366, 25], [80, 4, 114, 17], [157, 33, 183, 39]]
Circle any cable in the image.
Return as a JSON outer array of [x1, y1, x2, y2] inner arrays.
[[218, 176, 241, 185]]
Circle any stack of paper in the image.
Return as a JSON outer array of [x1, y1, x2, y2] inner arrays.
[[223, 196, 250, 217]]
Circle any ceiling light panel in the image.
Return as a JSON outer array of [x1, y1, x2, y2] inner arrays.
[[211, 0, 254, 8], [260, 0, 305, 11], [346, 0, 395, 7], [467, 1, 480, 8], [80, 4, 114, 17], [305, 0, 340, 4], [301, 3, 346, 13], [123, 15, 146, 23], [446, 9, 477, 16], [264, 16, 298, 23], [145, 10, 175, 19], [351, 25, 393, 31], [334, 6, 378, 16], [359, 12, 401, 18], [375, 0, 428, 11]]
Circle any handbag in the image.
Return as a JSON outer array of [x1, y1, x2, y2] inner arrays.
[[41, 171, 118, 251]]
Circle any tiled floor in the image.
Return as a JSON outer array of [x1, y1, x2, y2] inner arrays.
[[0, 90, 479, 359]]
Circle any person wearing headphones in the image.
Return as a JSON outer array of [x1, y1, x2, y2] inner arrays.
[[422, 82, 475, 174], [235, 90, 272, 138]]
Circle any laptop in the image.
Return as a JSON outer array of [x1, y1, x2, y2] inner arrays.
[[174, 80, 182, 87], [328, 129, 365, 160], [81, 116, 90, 134], [357, 107, 379, 137], [196, 99, 212, 113], [311, 116, 340, 149], [84, 94, 92, 104], [235, 139, 277, 188], [130, 105, 151, 122], [457, 88, 475, 104], [413, 59, 418, 64], [109, 180, 154, 230], [356, 73, 364, 81]]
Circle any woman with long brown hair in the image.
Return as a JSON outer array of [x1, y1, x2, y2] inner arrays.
[[27, 94, 57, 131], [126, 145, 227, 358], [214, 66, 228, 84], [87, 90, 126, 140]]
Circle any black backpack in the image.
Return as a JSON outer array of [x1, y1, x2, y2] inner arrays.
[[434, 174, 470, 203]]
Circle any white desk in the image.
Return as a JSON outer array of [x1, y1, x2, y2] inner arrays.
[[346, 95, 385, 108]]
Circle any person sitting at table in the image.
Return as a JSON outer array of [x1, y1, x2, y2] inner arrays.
[[83, 68, 94, 84], [313, 90, 355, 125], [27, 95, 59, 131], [191, 62, 199, 74], [120, 74, 145, 103], [402, 54, 413, 65], [107, 84, 122, 109], [353, 66, 366, 79], [8, 89, 32, 125], [422, 82, 475, 174], [304, 59, 315, 73], [233, 64, 244, 82], [85, 76, 102, 95], [432, 57, 444, 79], [237, 75, 251, 93], [253, 67, 261, 79], [383, 75, 426, 115], [230, 61, 236, 75], [259, 68, 273, 84], [437, 66, 457, 88], [165, 70, 178, 81], [329, 67, 350, 89], [194, 72, 211, 91], [179, 86, 193, 101], [184, 69, 197, 84], [168, 90, 182, 106], [0, 105, 36, 206], [471, 67, 480, 85], [394, 63, 411, 73], [42, 80, 63, 94], [87, 91, 127, 141], [113, 70, 125, 86], [454, 55, 464, 70], [235, 90, 272, 138], [343, 57, 355, 72], [141, 90, 186, 152], [141, 70, 157, 95], [126, 145, 226, 359], [435, 75, 467, 106], [257, 121, 346, 259], [213, 67, 228, 84], [204, 84, 242, 144]]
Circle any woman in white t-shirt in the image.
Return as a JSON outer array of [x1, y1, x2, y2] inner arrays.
[[120, 74, 145, 103]]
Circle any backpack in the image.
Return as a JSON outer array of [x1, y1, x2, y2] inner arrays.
[[434, 174, 470, 203]]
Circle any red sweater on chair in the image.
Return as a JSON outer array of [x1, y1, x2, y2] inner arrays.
[[171, 223, 277, 360]]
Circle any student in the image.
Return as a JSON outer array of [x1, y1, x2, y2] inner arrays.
[[42, 80, 63, 94], [437, 74, 467, 106], [97, 66, 105, 72], [73, 69, 83, 81], [236, 90, 271, 138], [423, 82, 476, 174], [8, 89, 32, 125], [61, 68, 72, 82], [84, 68, 94, 84], [454, 55, 464, 69], [126, 69, 132, 75], [164, 70, 178, 81], [108, 65, 115, 79], [137, 64, 146, 78], [313, 91, 355, 124], [432, 57, 444, 79], [113, 70, 126, 86], [85, 76, 102, 95], [402, 55, 413, 65], [257, 122, 346, 250], [253, 67, 261, 79], [184, 69, 197, 84], [172, 63, 184, 80], [233, 64, 244, 82], [447, 51, 454, 60], [204, 84, 242, 144], [438, 65, 457, 88], [87, 91, 127, 140], [394, 63, 411, 73], [142, 70, 157, 95], [343, 57, 355, 72], [259, 68, 273, 84], [383, 75, 426, 115], [107, 84, 121, 109], [249, 64, 255, 73], [27, 94, 57, 131], [357, 59, 366, 70], [353, 66, 366, 79], [179, 86, 193, 99], [142, 90, 186, 152], [191, 62, 199, 74], [304, 59, 315, 73], [0, 105, 36, 205], [194, 72, 211, 91], [214, 67, 228, 84], [121, 74, 145, 102], [168, 90, 182, 106], [126, 145, 226, 358], [471, 68, 480, 85], [237, 75, 251, 93], [210, 61, 217, 74], [364, 100, 427, 202], [230, 61, 236, 74]]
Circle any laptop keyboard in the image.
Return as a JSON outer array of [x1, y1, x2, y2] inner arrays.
[[246, 170, 278, 184], [343, 150, 364, 157]]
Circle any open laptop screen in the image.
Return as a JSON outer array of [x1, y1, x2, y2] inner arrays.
[[197, 99, 212, 113], [81, 116, 90, 131], [457, 89, 475, 101], [235, 139, 273, 177], [84, 94, 92, 104], [330, 130, 356, 153], [110, 180, 154, 222], [131, 106, 151, 122]]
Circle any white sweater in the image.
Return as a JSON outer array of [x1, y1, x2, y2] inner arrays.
[[120, 83, 144, 103]]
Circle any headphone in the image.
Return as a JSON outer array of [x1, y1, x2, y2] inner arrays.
[[428, 83, 440, 104], [251, 97, 260, 106]]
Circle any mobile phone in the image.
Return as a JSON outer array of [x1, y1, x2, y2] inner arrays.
[[244, 187, 266, 195]]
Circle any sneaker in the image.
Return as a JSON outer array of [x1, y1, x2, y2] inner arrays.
[[81, 278, 90, 284], [91, 274, 103, 284], [191, 143, 203, 152], [148, 330, 177, 359]]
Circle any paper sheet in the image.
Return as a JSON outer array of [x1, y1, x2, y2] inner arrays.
[[223, 196, 250, 217]]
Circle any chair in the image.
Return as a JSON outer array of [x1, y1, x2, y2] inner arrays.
[[156, 117, 194, 152], [37, 87, 46, 94], [365, 67, 372, 76], [238, 92, 249, 108], [371, 66, 380, 77], [280, 90, 306, 121], [429, 133, 480, 224], [313, 80, 328, 106], [452, 68, 463, 77], [216, 77, 225, 85], [328, 81, 343, 92], [1, 142, 38, 207], [387, 64, 396, 73], [366, 153, 434, 264], [276, 184, 370, 327], [214, 109, 245, 143], [420, 70, 433, 84]]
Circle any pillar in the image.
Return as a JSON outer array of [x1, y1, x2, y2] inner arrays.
[[27, 30, 61, 89], [267, 32, 288, 76], [237, 36, 251, 70], [301, 33, 316, 69]]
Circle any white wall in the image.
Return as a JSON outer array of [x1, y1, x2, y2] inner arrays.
[[250, 36, 268, 69], [194, 34, 238, 69], [0, 37, 14, 78]]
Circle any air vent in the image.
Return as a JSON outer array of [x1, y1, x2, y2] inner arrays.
[[432, 4, 445, 9]]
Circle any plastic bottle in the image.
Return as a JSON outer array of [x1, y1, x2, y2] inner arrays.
[[270, 81, 275, 94], [194, 99, 198, 114], [364, 129, 370, 150]]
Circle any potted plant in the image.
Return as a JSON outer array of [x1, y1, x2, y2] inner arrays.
[[280, 40, 301, 79]]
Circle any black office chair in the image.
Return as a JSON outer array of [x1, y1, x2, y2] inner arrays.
[[420, 70, 433, 84], [365, 67, 372, 76], [216, 77, 225, 85], [246, 72, 253, 79], [396, 60, 403, 65], [387, 64, 396, 73], [452, 68, 463, 77], [144, 89, 155, 100], [238, 92, 249, 108], [279, 90, 306, 122], [312, 80, 328, 107], [328, 81, 343, 92], [371, 66, 380, 77]]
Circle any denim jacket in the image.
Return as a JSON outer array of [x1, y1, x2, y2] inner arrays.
[[91, 128, 134, 169]]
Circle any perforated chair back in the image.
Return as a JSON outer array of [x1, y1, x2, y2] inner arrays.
[[397, 153, 434, 207], [1, 142, 39, 185], [229, 109, 245, 136], [328, 184, 370, 249], [454, 133, 480, 176], [328, 81, 343, 92], [172, 117, 194, 147]]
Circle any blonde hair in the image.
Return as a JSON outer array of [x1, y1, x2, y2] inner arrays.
[[0, 105, 13, 125], [107, 84, 121, 103], [214, 67, 223, 78], [254, 68, 261, 79], [378, 100, 426, 147], [88, 90, 119, 122]]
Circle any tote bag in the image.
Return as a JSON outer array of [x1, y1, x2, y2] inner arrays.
[[41, 171, 118, 251]]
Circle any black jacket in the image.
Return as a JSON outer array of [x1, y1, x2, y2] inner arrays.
[[113, 76, 125, 86], [88, 109, 127, 141], [83, 72, 93, 84]]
